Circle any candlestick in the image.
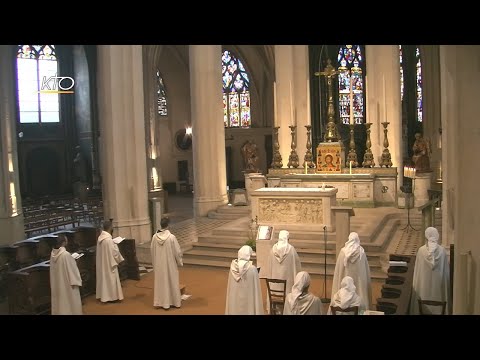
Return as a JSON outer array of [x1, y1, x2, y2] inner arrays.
[[287, 125, 299, 168], [379, 121, 392, 168], [271, 126, 283, 169], [349, 161, 352, 174], [305, 161, 308, 174], [350, 76, 354, 125], [303, 125, 314, 169], [306, 77, 311, 122]]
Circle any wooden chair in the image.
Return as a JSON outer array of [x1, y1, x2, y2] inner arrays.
[[418, 299, 447, 315], [330, 306, 359, 315], [265, 278, 287, 315]]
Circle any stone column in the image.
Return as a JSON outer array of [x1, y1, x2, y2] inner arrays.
[[189, 45, 228, 216], [420, 45, 442, 183], [440, 45, 480, 314], [365, 45, 403, 190], [0, 45, 25, 245], [97, 45, 151, 244], [293, 45, 311, 163], [274, 45, 295, 167]]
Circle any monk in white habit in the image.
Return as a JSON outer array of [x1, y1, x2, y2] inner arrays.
[[225, 245, 264, 315], [264, 230, 301, 313], [283, 271, 322, 315], [410, 227, 450, 315], [329, 276, 361, 315], [330, 232, 371, 313], [151, 216, 183, 310], [49, 234, 83, 315], [96, 220, 124, 303]]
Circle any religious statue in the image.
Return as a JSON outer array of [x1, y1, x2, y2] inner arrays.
[[412, 133, 432, 172], [241, 140, 260, 173]]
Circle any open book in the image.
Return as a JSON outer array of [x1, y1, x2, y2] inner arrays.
[[71, 252, 84, 260], [113, 236, 125, 244]]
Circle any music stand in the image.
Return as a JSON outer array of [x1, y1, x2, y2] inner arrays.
[[320, 225, 330, 303], [400, 178, 418, 231]]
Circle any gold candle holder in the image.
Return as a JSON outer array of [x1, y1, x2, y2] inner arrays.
[[303, 125, 314, 168], [362, 122, 375, 167], [271, 126, 283, 169], [347, 124, 358, 167], [287, 125, 299, 168], [379, 121, 393, 167]]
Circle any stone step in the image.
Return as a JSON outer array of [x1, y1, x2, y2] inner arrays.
[[216, 205, 251, 214], [198, 234, 249, 245], [181, 258, 387, 280]]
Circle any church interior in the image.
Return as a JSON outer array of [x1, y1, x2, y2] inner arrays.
[[0, 44, 479, 315]]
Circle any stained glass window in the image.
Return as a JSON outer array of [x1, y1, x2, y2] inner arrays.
[[337, 45, 365, 125], [222, 50, 251, 127], [416, 47, 423, 122], [156, 70, 167, 116], [399, 45, 404, 101], [16, 45, 60, 123]]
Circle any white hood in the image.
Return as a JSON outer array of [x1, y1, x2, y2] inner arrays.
[[230, 245, 253, 282], [273, 230, 292, 263], [425, 227, 441, 269], [331, 276, 361, 309], [288, 271, 311, 314], [98, 230, 112, 243], [50, 247, 66, 263], [153, 229, 171, 245], [343, 232, 364, 267]]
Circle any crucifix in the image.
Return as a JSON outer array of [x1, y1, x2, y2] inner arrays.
[[315, 59, 340, 142]]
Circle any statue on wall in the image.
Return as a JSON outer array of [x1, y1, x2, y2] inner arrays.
[[241, 140, 260, 173], [412, 133, 432, 172]]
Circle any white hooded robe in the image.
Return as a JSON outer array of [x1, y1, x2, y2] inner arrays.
[[96, 230, 124, 302], [409, 227, 450, 315], [330, 232, 372, 313], [150, 229, 183, 309], [225, 245, 264, 315], [264, 230, 302, 312], [329, 276, 362, 315], [283, 271, 322, 315], [49, 247, 83, 315]]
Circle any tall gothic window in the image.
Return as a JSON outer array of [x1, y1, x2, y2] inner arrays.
[[399, 45, 404, 101], [222, 50, 251, 128], [337, 45, 365, 125], [16, 45, 60, 123], [416, 47, 423, 122], [156, 70, 167, 116]]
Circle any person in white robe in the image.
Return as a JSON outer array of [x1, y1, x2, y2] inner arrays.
[[283, 271, 322, 315], [96, 220, 124, 303], [329, 276, 361, 315], [151, 216, 183, 309], [49, 234, 83, 315], [330, 232, 372, 313], [264, 230, 301, 313], [409, 227, 450, 315], [225, 245, 264, 315]]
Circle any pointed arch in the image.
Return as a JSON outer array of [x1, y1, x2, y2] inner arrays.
[[156, 70, 167, 116], [222, 50, 251, 128], [16, 45, 60, 123], [337, 45, 366, 125]]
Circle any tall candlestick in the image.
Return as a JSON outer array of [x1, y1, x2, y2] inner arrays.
[[290, 81, 294, 126], [383, 75, 387, 121], [349, 77, 354, 125], [306, 77, 311, 124], [305, 161, 308, 174], [273, 81, 277, 127], [349, 160, 352, 174]]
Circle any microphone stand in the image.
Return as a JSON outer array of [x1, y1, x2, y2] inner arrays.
[[321, 225, 330, 303]]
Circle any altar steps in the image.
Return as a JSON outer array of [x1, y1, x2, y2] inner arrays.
[[207, 205, 250, 220], [182, 243, 388, 280]]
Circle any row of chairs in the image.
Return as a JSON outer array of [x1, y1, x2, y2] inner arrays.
[[265, 278, 446, 315]]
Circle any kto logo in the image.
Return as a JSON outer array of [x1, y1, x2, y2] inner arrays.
[[39, 74, 75, 94]]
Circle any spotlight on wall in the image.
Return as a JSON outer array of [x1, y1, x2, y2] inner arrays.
[[186, 126, 192, 136]]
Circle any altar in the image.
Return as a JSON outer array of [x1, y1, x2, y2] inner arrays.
[[266, 167, 398, 208], [250, 187, 338, 231]]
